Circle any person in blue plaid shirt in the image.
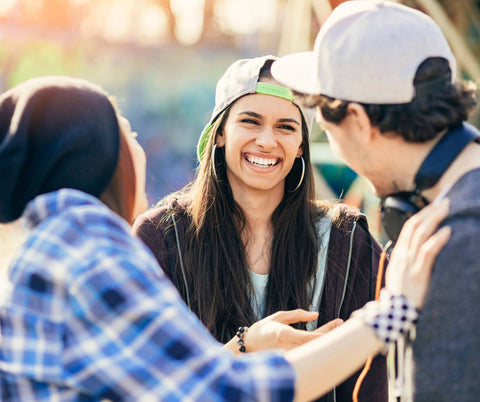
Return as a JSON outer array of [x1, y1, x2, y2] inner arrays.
[[0, 76, 449, 401]]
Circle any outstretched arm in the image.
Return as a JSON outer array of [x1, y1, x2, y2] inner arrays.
[[287, 199, 451, 402], [223, 310, 343, 354]]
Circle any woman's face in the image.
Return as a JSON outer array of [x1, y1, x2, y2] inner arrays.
[[217, 82, 303, 199], [118, 115, 148, 219]]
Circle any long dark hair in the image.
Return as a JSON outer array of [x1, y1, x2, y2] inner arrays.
[[160, 77, 325, 343]]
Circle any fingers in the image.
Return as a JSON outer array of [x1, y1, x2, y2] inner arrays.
[[282, 329, 325, 347], [396, 198, 449, 249], [269, 309, 319, 325], [413, 226, 451, 282], [262, 312, 341, 349], [313, 318, 344, 335], [284, 318, 343, 344], [280, 322, 338, 348], [408, 198, 450, 257], [406, 225, 451, 310], [390, 198, 449, 264]]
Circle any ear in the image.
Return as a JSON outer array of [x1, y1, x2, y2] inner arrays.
[[346, 103, 374, 144], [215, 130, 225, 147], [296, 143, 304, 158]]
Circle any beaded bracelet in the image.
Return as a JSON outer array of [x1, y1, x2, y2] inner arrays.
[[351, 288, 418, 352], [236, 326, 248, 353]]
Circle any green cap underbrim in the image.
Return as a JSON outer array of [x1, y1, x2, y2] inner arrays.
[[255, 82, 295, 101], [197, 123, 213, 161]]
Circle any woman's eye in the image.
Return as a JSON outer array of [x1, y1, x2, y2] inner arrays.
[[241, 118, 259, 125], [279, 124, 296, 131]]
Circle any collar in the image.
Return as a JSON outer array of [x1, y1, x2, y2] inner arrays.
[[22, 189, 105, 230]]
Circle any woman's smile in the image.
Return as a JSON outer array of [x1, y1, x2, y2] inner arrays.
[[244, 152, 280, 170]]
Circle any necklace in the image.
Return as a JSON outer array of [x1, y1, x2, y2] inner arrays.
[[249, 250, 265, 267], [244, 232, 272, 270]]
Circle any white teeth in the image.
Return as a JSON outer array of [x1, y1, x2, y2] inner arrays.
[[246, 155, 278, 167]]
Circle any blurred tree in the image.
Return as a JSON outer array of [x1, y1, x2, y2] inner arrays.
[[20, 0, 73, 30], [153, 0, 176, 40]]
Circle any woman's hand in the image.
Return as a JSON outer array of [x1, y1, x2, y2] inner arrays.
[[385, 198, 451, 309], [224, 310, 343, 354]]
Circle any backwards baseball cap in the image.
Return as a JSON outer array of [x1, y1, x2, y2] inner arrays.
[[0, 76, 120, 223], [197, 55, 315, 160], [271, 0, 457, 104]]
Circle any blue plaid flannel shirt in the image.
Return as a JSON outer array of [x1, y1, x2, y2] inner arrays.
[[0, 189, 295, 401]]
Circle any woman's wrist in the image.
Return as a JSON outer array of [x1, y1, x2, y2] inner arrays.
[[236, 326, 248, 353], [223, 326, 250, 355]]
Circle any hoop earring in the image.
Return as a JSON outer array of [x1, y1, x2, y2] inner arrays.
[[289, 156, 305, 192], [211, 144, 219, 180]]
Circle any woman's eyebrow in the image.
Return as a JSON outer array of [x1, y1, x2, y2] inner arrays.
[[278, 118, 300, 126], [238, 111, 262, 118]]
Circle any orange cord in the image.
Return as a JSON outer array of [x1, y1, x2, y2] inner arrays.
[[374, 248, 387, 300], [352, 246, 389, 402]]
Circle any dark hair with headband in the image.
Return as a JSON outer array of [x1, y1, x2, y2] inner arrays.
[[0, 76, 137, 223]]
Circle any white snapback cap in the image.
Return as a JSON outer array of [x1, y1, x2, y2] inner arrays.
[[272, 0, 457, 104]]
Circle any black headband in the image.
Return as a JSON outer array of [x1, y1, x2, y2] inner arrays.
[[0, 76, 120, 223]]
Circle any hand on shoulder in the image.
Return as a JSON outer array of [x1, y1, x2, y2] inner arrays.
[[385, 198, 451, 309]]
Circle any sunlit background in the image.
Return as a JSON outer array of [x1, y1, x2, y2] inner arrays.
[[1, 0, 479, 271]]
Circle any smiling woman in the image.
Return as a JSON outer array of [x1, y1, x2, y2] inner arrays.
[[132, 55, 389, 402], [218, 84, 303, 198]]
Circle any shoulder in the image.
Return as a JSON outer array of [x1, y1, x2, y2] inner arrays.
[[435, 207, 480, 268], [15, 197, 160, 295], [321, 201, 381, 264], [438, 168, 480, 259], [446, 168, 480, 219], [133, 198, 189, 236], [132, 198, 192, 256], [316, 200, 367, 231], [64, 205, 165, 291], [26, 194, 133, 256], [63, 202, 152, 265]]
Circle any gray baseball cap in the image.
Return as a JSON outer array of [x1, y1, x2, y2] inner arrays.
[[197, 55, 315, 160], [272, 0, 456, 104]]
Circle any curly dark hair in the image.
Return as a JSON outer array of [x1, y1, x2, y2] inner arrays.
[[299, 57, 478, 143]]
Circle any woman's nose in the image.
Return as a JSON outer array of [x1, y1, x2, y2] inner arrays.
[[255, 127, 277, 149]]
